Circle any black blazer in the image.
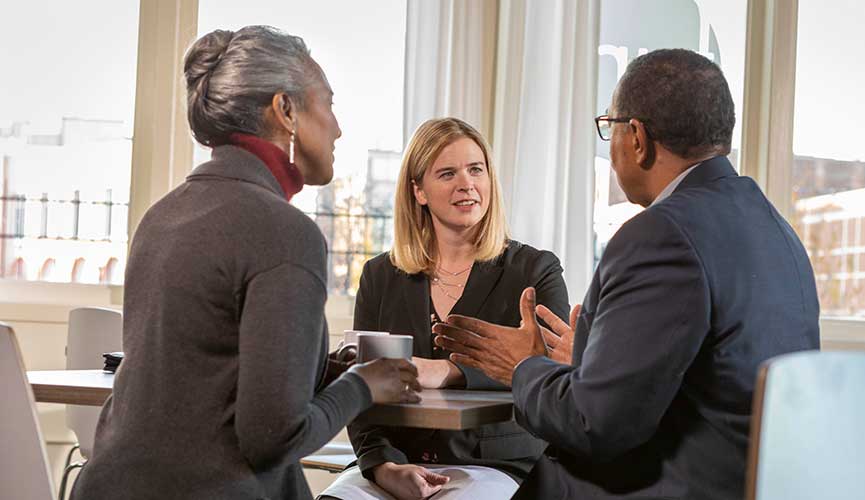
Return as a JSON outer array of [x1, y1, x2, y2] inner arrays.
[[511, 156, 820, 500], [348, 240, 570, 481]]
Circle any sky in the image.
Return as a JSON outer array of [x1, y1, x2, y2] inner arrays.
[[793, 0, 865, 162], [0, 1, 140, 133]]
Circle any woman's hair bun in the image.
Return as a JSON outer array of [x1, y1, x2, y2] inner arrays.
[[183, 26, 317, 147], [184, 29, 234, 90]]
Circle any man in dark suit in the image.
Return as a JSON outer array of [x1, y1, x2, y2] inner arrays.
[[434, 49, 820, 500]]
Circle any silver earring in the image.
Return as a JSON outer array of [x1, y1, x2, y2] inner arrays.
[[289, 132, 295, 164]]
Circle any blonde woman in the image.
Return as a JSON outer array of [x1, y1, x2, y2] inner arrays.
[[320, 118, 569, 500]]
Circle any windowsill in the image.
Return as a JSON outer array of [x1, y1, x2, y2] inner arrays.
[[0, 279, 353, 334], [820, 317, 865, 351], [0, 279, 122, 307]]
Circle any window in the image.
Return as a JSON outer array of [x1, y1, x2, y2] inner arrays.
[[0, 1, 139, 285], [196, 0, 407, 295], [790, 0, 865, 318], [592, 0, 747, 264]]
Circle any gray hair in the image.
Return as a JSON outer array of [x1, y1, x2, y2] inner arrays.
[[184, 25, 320, 147]]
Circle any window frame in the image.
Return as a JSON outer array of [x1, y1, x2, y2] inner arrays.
[[1, 0, 197, 304], [741, 0, 865, 345], [4, 0, 861, 346]]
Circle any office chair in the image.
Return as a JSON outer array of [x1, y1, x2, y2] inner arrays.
[[59, 307, 122, 499], [746, 350, 865, 500], [0, 322, 56, 500]]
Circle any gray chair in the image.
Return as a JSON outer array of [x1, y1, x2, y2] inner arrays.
[[0, 322, 56, 500], [746, 350, 865, 500], [59, 307, 122, 499]]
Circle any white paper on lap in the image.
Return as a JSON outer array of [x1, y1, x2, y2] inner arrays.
[[318, 464, 519, 500]]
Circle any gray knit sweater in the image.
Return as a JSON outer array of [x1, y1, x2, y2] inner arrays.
[[70, 145, 372, 500]]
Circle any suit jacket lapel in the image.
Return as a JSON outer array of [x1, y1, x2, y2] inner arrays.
[[401, 272, 433, 358], [451, 258, 504, 319]]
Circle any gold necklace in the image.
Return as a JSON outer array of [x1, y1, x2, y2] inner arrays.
[[433, 279, 462, 301], [431, 275, 464, 288], [431, 263, 471, 301], [437, 264, 472, 277]]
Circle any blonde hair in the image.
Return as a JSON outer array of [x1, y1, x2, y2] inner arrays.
[[390, 118, 509, 275]]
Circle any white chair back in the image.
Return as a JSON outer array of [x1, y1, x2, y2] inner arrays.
[[0, 322, 55, 500], [65, 307, 122, 458], [746, 350, 865, 500]]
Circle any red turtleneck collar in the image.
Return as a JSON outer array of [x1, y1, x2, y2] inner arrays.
[[228, 133, 304, 202]]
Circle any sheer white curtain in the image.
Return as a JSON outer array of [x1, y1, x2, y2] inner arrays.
[[403, 0, 497, 142], [493, 0, 600, 303], [403, 0, 600, 303]]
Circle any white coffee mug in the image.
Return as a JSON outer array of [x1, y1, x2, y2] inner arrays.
[[344, 330, 388, 346], [357, 333, 413, 362]]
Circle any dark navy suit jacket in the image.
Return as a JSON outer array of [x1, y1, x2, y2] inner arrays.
[[511, 156, 820, 500]]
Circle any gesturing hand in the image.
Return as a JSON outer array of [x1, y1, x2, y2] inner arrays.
[[432, 287, 547, 387], [372, 462, 450, 500], [349, 358, 422, 404], [537, 303, 580, 365]]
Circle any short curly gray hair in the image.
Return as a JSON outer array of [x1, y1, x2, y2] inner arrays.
[[183, 25, 321, 147], [614, 49, 735, 160]]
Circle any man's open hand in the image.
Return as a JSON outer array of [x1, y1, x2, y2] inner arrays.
[[432, 287, 547, 386], [537, 303, 580, 365]]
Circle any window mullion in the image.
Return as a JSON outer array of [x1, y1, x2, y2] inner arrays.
[[740, 0, 799, 219], [128, 0, 199, 242]]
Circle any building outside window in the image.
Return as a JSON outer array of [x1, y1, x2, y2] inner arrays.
[[790, 0, 865, 318], [0, 1, 139, 285]]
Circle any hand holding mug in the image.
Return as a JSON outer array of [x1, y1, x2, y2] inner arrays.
[[333, 340, 358, 364], [350, 358, 422, 404], [322, 341, 358, 385]]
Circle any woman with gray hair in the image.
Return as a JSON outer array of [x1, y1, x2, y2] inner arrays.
[[70, 25, 420, 500]]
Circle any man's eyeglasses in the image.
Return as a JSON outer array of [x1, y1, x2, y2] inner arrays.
[[594, 114, 631, 141]]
